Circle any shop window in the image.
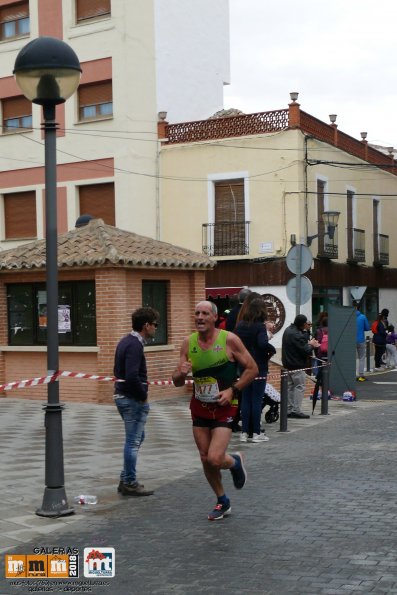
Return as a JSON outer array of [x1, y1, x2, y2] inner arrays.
[[79, 182, 115, 225], [4, 191, 37, 239], [2, 96, 32, 133], [142, 280, 168, 346], [76, 0, 111, 23], [78, 81, 112, 121], [0, 1, 29, 41], [7, 281, 97, 346]]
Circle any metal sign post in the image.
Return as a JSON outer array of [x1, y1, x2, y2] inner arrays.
[[286, 244, 313, 315]]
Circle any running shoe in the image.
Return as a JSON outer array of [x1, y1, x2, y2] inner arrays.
[[251, 433, 269, 442], [208, 501, 231, 521], [230, 452, 247, 489], [356, 376, 367, 382], [240, 432, 249, 442]]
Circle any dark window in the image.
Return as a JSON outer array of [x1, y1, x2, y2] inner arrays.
[[78, 81, 113, 121], [0, 1, 29, 41], [76, 0, 111, 22], [7, 281, 96, 346], [79, 182, 115, 225], [2, 96, 32, 133], [142, 281, 168, 346], [4, 191, 37, 239]]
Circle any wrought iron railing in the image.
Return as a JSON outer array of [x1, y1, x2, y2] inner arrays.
[[318, 230, 338, 259], [374, 233, 389, 266], [202, 221, 250, 256], [348, 228, 365, 262]]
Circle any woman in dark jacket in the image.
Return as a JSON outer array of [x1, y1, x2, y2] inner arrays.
[[235, 298, 271, 443], [372, 312, 388, 369]]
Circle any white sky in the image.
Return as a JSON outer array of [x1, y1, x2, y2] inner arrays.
[[225, 0, 397, 148]]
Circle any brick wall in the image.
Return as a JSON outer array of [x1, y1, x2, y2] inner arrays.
[[0, 266, 207, 404]]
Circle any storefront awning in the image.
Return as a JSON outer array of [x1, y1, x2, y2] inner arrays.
[[206, 287, 243, 299]]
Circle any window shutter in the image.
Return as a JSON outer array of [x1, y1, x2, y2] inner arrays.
[[347, 190, 354, 258], [0, 1, 29, 22], [373, 200, 379, 261], [78, 81, 112, 106], [2, 96, 31, 119], [79, 183, 115, 226], [4, 191, 37, 239], [76, 0, 111, 21], [215, 180, 244, 222]]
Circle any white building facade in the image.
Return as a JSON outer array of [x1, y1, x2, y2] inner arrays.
[[155, 0, 230, 122], [0, 0, 230, 250]]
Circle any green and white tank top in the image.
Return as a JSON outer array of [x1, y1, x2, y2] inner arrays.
[[188, 330, 237, 403]]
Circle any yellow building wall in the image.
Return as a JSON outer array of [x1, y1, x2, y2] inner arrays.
[[160, 129, 397, 268]]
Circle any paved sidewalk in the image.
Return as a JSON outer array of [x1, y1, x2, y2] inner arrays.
[[1, 390, 397, 594]]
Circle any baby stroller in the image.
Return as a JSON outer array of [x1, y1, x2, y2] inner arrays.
[[261, 383, 280, 424]]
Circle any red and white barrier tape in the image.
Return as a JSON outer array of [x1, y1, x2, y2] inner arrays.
[[0, 362, 330, 392]]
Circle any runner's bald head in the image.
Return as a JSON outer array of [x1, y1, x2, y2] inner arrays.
[[195, 300, 218, 316]]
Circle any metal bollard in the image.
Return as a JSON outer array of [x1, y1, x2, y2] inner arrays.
[[320, 363, 330, 415], [279, 368, 289, 432], [365, 336, 371, 373]]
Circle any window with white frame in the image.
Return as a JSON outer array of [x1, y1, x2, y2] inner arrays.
[[78, 81, 113, 122], [0, 1, 29, 41], [2, 96, 32, 133]]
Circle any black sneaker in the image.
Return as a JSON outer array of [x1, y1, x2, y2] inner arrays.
[[288, 412, 310, 419], [230, 452, 247, 490], [118, 481, 144, 493], [121, 483, 153, 497], [208, 501, 231, 521]]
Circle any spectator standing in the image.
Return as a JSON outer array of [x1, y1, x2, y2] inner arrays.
[[385, 325, 397, 368], [354, 301, 370, 382], [312, 317, 328, 405], [313, 312, 327, 375], [372, 311, 388, 370], [225, 288, 251, 331], [282, 314, 319, 419], [235, 298, 271, 443], [217, 293, 239, 330], [113, 307, 159, 497]]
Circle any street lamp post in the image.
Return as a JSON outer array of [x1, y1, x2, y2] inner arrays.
[[14, 37, 81, 517]]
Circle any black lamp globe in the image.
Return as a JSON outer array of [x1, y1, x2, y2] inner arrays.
[[13, 36, 81, 105]]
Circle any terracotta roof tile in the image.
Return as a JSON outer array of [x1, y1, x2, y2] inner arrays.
[[0, 219, 214, 271]]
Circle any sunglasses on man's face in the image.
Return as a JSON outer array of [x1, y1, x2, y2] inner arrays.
[[152, 322, 158, 328]]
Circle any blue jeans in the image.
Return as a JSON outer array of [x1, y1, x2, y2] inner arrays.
[[241, 378, 266, 435], [115, 397, 150, 485]]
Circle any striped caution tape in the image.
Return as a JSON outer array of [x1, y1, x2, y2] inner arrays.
[[0, 361, 331, 392]]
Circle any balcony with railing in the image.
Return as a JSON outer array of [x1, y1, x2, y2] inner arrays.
[[374, 233, 389, 266], [202, 221, 250, 257], [347, 228, 365, 263], [317, 229, 339, 259]]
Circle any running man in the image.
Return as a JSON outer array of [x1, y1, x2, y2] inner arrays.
[[172, 300, 258, 520]]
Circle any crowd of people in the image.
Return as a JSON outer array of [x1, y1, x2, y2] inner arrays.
[[371, 307, 397, 371], [111, 294, 394, 521]]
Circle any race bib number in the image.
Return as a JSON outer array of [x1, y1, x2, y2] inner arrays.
[[194, 376, 219, 403]]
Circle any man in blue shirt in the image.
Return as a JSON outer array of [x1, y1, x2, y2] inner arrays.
[[354, 300, 370, 381]]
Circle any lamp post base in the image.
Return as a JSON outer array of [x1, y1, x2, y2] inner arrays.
[[36, 487, 75, 517]]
